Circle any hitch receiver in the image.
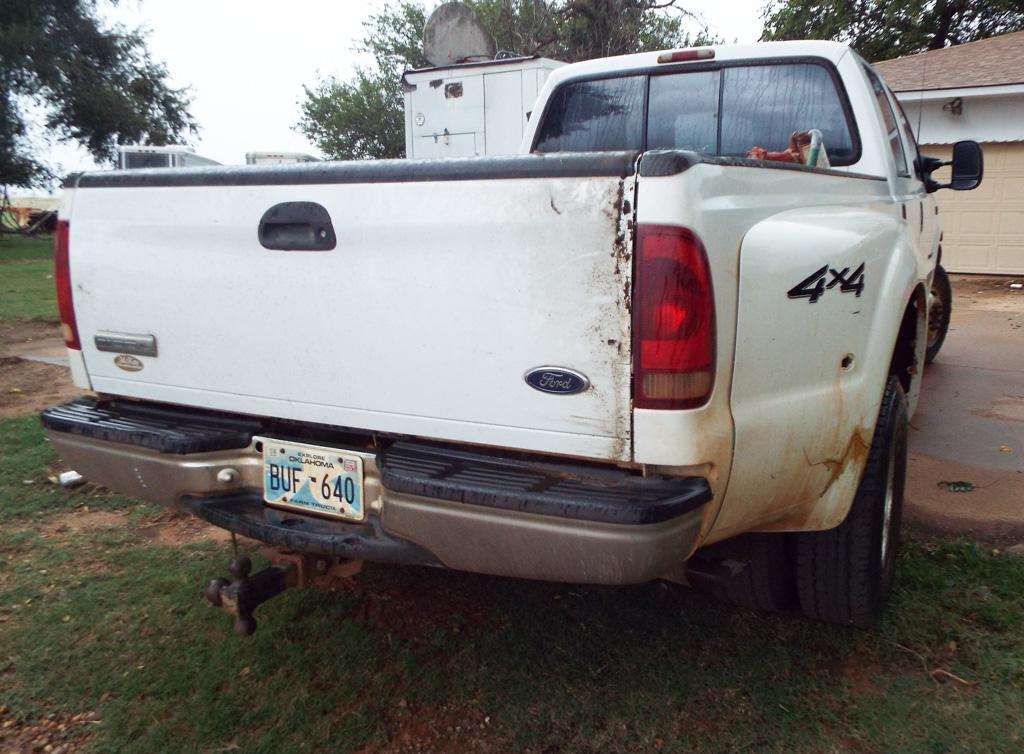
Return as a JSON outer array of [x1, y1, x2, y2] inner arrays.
[[203, 551, 364, 636]]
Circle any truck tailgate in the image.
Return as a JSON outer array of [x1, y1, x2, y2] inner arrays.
[[67, 154, 636, 461]]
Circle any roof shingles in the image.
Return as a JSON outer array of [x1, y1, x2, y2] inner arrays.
[[873, 30, 1024, 92]]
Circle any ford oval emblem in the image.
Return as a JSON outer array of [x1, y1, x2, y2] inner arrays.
[[114, 354, 144, 372], [524, 367, 589, 395]]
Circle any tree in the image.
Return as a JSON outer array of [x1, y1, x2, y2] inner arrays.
[[299, 2, 428, 162], [298, 1, 713, 160], [761, 0, 1024, 62], [1, 0, 195, 187]]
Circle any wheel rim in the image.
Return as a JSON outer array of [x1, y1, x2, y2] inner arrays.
[[880, 439, 898, 568], [927, 287, 945, 347]]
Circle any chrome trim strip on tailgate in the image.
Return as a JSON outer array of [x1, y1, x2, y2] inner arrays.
[[94, 332, 158, 357]]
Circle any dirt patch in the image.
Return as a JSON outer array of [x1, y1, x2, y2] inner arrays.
[[949, 274, 1024, 314], [135, 509, 234, 546], [0, 706, 95, 754], [0, 319, 61, 357], [834, 656, 885, 696], [355, 703, 505, 754], [44, 508, 130, 536], [0, 357, 82, 419], [43, 508, 234, 548], [0, 320, 83, 418], [905, 451, 1024, 539]]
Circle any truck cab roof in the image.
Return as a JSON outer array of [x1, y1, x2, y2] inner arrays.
[[544, 40, 854, 86]]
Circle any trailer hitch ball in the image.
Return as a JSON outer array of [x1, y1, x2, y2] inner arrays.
[[203, 550, 362, 636], [203, 554, 296, 637], [203, 577, 228, 607], [229, 555, 253, 580]]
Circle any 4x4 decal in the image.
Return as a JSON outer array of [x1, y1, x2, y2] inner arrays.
[[788, 263, 865, 303]]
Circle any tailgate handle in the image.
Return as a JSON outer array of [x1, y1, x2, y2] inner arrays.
[[258, 202, 336, 251]]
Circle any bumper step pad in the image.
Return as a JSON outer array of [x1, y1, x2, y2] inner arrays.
[[40, 398, 260, 454], [378, 441, 710, 525]]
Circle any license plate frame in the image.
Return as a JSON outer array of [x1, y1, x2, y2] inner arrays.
[[258, 437, 365, 522]]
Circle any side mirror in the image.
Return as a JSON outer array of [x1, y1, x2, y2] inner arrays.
[[950, 140, 983, 190], [917, 140, 984, 192]]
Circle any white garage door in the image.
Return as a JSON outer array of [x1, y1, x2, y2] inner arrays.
[[930, 141, 1024, 274]]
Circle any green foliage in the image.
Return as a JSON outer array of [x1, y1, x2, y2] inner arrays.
[[297, 1, 713, 160], [0, 0, 196, 187], [761, 0, 1024, 62], [299, 70, 408, 162], [298, 3, 428, 161]]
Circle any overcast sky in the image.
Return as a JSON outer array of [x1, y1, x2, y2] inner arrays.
[[41, 0, 766, 181]]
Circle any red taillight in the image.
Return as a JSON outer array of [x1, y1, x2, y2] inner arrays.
[[633, 225, 715, 410], [54, 220, 81, 350]]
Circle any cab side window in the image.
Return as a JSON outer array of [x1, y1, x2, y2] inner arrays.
[[865, 67, 910, 177], [892, 97, 922, 176]]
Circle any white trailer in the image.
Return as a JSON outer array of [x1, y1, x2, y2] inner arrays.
[[245, 152, 320, 166], [402, 56, 564, 158], [117, 145, 220, 170]]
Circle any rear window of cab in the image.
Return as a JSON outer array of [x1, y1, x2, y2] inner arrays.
[[533, 61, 859, 166]]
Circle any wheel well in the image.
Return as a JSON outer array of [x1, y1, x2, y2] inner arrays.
[[890, 286, 927, 393]]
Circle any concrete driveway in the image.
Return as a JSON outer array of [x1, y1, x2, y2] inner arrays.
[[906, 274, 1024, 538]]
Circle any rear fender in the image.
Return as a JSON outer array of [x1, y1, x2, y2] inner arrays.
[[710, 204, 918, 539]]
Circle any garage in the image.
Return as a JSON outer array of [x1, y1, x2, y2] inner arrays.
[[876, 31, 1024, 275], [928, 141, 1024, 273]]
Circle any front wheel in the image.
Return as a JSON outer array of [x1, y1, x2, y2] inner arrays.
[[925, 265, 952, 364], [794, 376, 908, 627]]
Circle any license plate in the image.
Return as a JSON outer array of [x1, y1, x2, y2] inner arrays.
[[259, 438, 365, 521]]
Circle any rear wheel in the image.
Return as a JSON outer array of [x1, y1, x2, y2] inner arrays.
[[925, 265, 951, 364], [794, 376, 908, 627]]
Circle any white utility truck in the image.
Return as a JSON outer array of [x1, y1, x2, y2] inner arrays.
[[245, 152, 320, 166], [45, 41, 981, 634], [117, 145, 220, 170], [403, 56, 564, 158]]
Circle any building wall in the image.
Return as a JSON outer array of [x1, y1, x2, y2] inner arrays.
[[929, 142, 1024, 275], [897, 92, 1024, 145]]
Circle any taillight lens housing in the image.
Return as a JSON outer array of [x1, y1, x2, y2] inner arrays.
[[656, 48, 715, 64], [54, 220, 81, 350], [633, 225, 715, 409]]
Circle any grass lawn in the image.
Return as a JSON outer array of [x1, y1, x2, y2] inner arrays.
[[0, 234, 54, 262], [1, 413, 1022, 753], [0, 234, 57, 321]]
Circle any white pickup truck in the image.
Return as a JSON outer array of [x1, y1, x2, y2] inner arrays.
[[44, 41, 982, 632]]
